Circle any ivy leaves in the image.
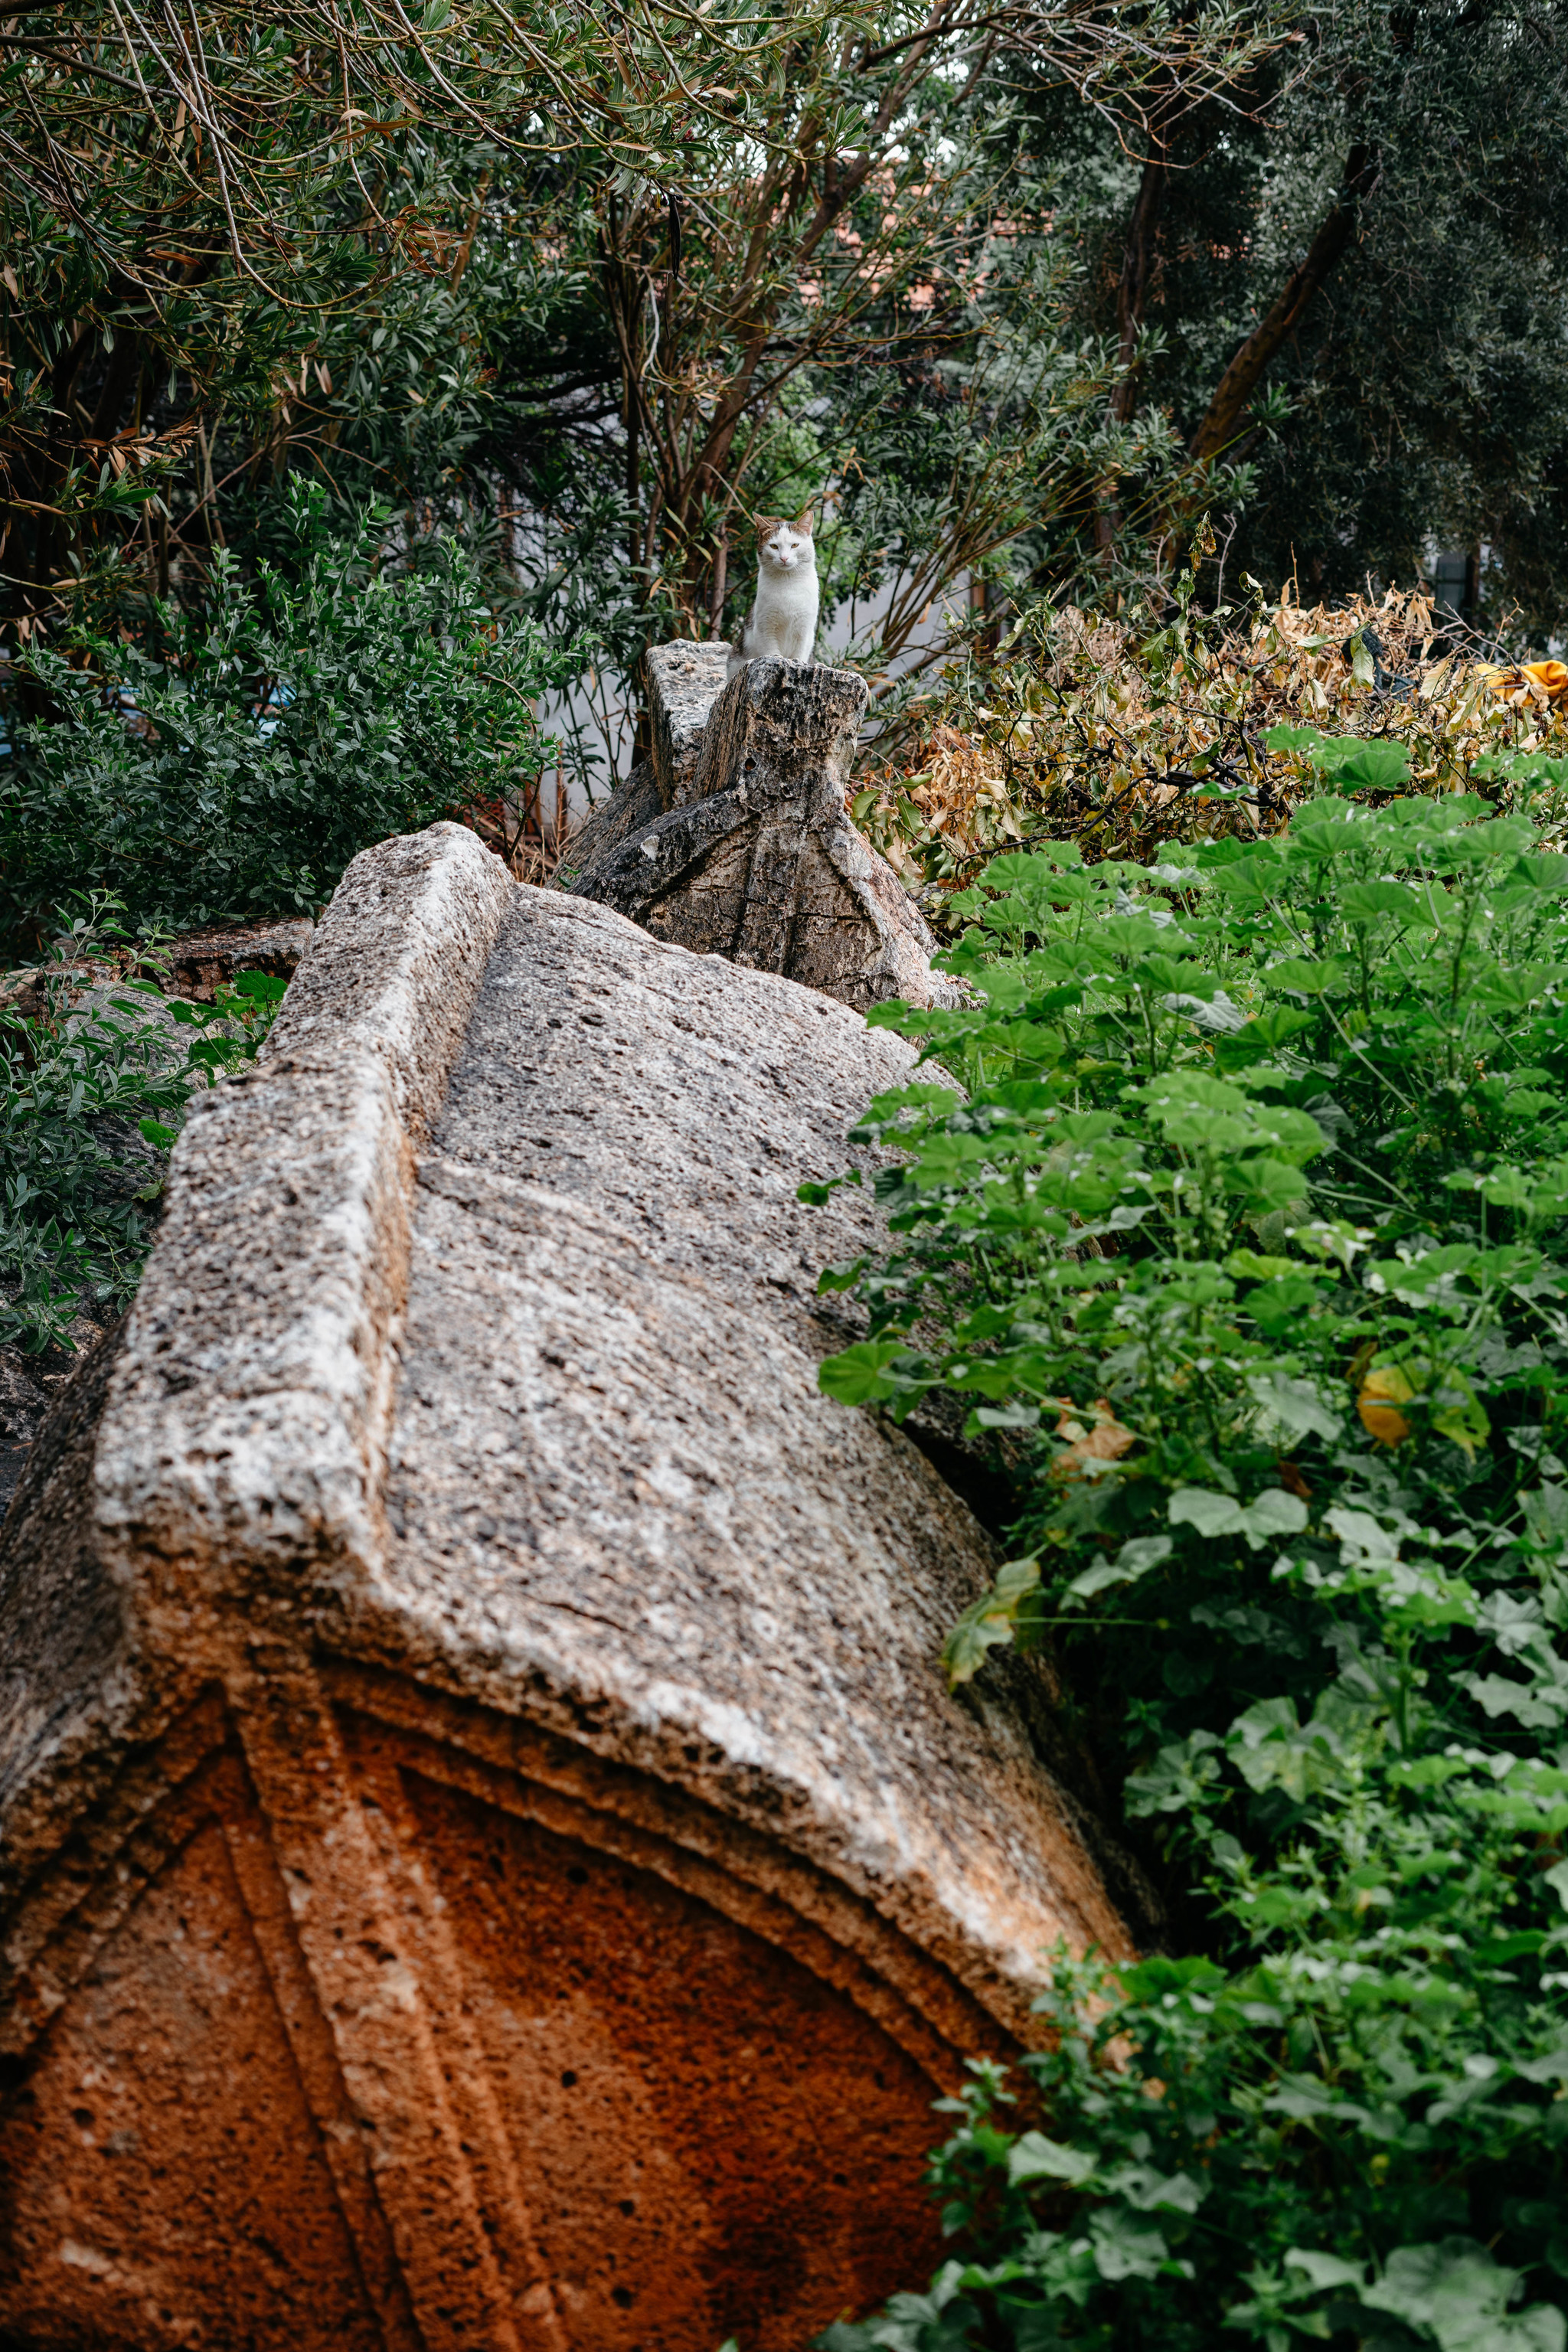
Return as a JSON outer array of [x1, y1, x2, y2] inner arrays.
[[1262, 724, 1413, 797], [812, 791, 1568, 2352], [1169, 1485, 1308, 1549]]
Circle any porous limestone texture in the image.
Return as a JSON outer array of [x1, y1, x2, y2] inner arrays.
[[0, 822, 1127, 2352], [557, 756, 661, 880], [646, 637, 733, 807], [565, 645, 958, 1012]]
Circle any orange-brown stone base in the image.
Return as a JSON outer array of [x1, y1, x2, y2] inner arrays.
[[0, 1668, 989, 2351]]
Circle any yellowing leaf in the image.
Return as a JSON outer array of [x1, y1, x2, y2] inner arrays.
[[1357, 1363, 1414, 1446]]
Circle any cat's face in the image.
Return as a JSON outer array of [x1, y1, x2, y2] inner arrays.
[[756, 511, 815, 573]]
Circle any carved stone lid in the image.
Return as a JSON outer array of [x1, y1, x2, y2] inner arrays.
[[0, 822, 1127, 2350]]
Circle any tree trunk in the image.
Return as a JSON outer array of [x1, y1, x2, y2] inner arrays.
[[1189, 142, 1377, 465], [1110, 147, 1169, 426], [1094, 127, 1170, 550]]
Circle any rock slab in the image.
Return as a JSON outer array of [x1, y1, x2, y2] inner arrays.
[[0, 916, 315, 1028], [564, 646, 958, 1012], [0, 822, 1125, 2352]]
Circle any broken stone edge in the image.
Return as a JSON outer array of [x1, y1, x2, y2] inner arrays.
[[645, 638, 733, 808], [102, 822, 514, 1587], [567, 652, 963, 1013], [568, 768, 962, 1011]]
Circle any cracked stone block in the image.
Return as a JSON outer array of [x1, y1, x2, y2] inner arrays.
[[567, 652, 959, 1013], [557, 757, 662, 881], [557, 640, 730, 884], [0, 821, 1125, 2351]]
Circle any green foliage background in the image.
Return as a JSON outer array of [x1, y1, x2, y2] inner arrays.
[[0, 485, 577, 939], [0, 925, 286, 1351], [1014, 0, 1568, 630], [11, 0, 1564, 799]]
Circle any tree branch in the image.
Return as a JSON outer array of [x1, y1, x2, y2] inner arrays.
[[1189, 141, 1378, 466], [1109, 136, 1168, 426]]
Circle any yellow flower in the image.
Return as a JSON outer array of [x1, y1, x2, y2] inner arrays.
[[1356, 1361, 1489, 1458]]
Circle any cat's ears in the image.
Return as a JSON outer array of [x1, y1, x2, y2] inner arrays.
[[753, 509, 815, 536]]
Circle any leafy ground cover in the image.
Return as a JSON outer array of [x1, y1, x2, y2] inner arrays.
[[810, 763, 1568, 2351]]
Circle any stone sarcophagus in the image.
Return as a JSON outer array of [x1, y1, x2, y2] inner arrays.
[[0, 823, 1127, 2352]]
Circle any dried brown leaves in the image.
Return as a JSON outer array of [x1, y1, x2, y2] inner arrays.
[[851, 584, 1568, 895]]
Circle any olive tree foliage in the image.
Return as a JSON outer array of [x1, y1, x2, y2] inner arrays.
[[590, 78, 1138, 667], [1235, 0, 1568, 635], [0, 0, 815, 626], [0, 0, 1293, 783], [1032, 0, 1568, 635], [450, 0, 1285, 771]]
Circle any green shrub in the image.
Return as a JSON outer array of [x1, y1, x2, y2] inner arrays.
[[812, 791, 1568, 2351], [0, 482, 580, 939], [0, 914, 286, 1350]]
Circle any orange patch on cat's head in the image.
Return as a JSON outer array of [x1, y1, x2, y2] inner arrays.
[[753, 509, 814, 539]]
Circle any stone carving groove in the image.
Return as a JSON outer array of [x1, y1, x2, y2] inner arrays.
[[0, 821, 1128, 2349], [563, 644, 959, 1011]]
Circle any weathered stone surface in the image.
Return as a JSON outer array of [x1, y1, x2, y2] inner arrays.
[[570, 652, 960, 1013], [645, 637, 733, 807], [555, 757, 662, 884], [552, 641, 729, 892], [0, 821, 1126, 2351], [688, 645, 866, 804], [0, 963, 45, 1027], [0, 956, 129, 1032], [165, 913, 315, 1001]]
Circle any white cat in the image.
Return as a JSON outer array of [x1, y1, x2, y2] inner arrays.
[[726, 510, 819, 681]]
